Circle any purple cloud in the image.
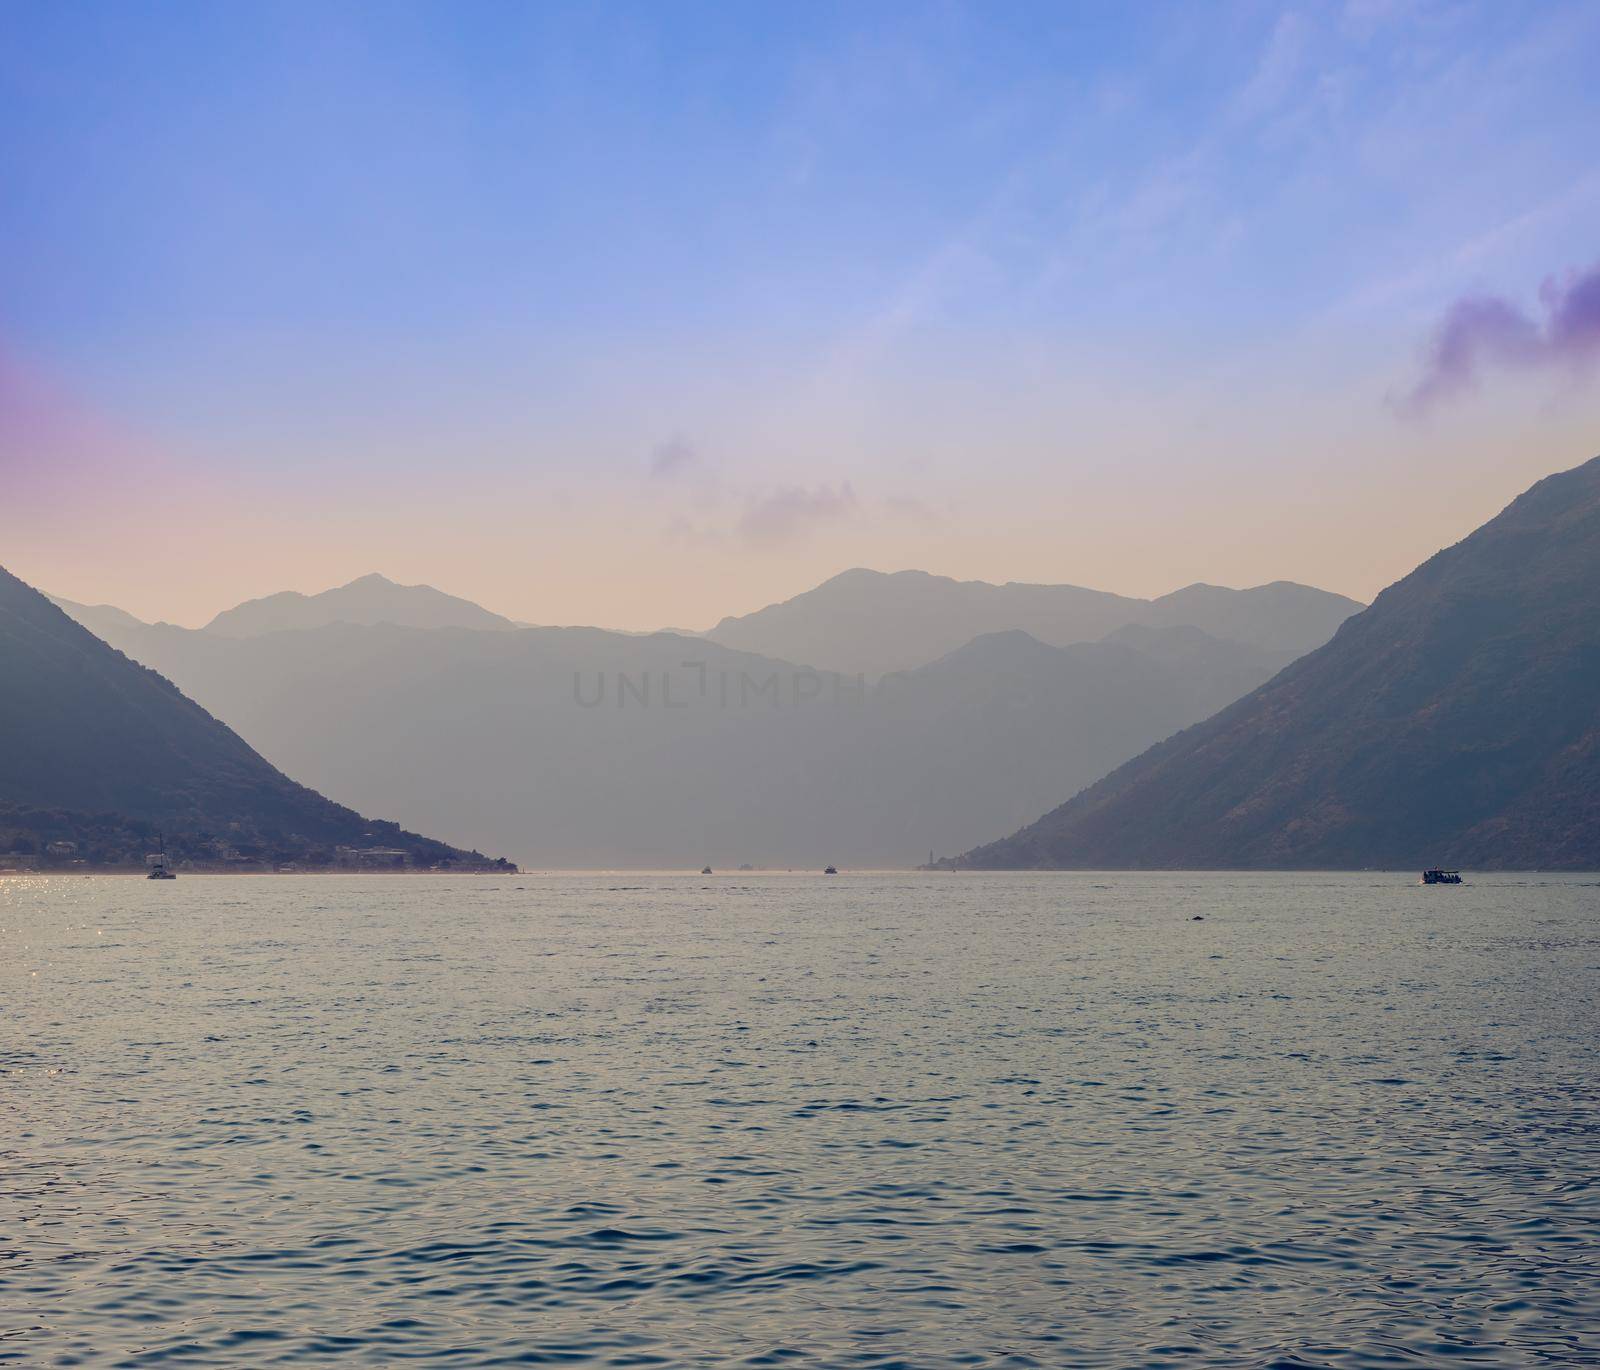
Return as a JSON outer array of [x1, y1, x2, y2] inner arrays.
[[738, 483, 858, 544], [1546, 264, 1600, 354], [1399, 260, 1600, 415]]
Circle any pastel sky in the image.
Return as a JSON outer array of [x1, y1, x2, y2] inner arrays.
[[3, 0, 1599, 628]]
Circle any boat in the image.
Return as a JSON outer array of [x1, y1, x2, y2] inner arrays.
[[1421, 868, 1461, 885], [823, 865, 837, 875], [146, 834, 177, 880], [701, 866, 713, 875]]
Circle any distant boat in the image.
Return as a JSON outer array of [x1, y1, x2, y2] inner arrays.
[[1421, 868, 1461, 885], [701, 866, 713, 875], [146, 834, 177, 880], [823, 865, 837, 875]]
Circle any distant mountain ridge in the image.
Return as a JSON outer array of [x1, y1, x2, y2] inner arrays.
[[1, 566, 513, 871], [48, 611, 1298, 868], [949, 455, 1600, 871], [44, 565, 1364, 866], [706, 568, 1363, 678], [45, 595, 151, 640], [205, 572, 517, 636]]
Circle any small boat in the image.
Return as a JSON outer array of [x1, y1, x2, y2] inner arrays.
[[146, 834, 177, 880], [701, 866, 713, 875], [1421, 868, 1461, 885], [823, 865, 837, 875]]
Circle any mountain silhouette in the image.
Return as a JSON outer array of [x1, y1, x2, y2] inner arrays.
[[950, 455, 1600, 870], [1, 565, 512, 870], [706, 568, 1361, 678]]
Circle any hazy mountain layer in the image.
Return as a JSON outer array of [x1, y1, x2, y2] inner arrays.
[[706, 569, 1362, 678], [56, 612, 1295, 868], [45, 595, 152, 640], [951, 455, 1600, 871]]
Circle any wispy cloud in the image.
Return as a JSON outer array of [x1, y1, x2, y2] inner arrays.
[[738, 483, 858, 545], [1227, 10, 1310, 127], [1395, 260, 1600, 415], [883, 492, 940, 522], [648, 436, 697, 480]]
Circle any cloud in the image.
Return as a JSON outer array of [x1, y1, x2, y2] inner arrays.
[[1397, 260, 1600, 415], [648, 437, 697, 480], [1228, 11, 1310, 127], [661, 513, 726, 549], [883, 492, 938, 522], [737, 483, 858, 545]]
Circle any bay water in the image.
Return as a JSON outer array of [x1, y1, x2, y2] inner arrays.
[[4, 872, 1597, 1367]]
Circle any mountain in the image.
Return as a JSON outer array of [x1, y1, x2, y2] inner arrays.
[[48, 607, 1295, 868], [205, 572, 516, 636], [0, 565, 513, 871], [1141, 581, 1366, 653], [46, 594, 152, 641], [705, 568, 1362, 678], [950, 455, 1600, 871]]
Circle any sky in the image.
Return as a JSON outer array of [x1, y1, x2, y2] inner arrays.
[[3, 0, 1599, 629]]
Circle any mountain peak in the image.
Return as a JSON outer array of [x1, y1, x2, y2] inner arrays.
[[204, 575, 516, 637]]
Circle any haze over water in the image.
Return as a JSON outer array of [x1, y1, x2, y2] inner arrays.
[[5, 872, 1598, 1367]]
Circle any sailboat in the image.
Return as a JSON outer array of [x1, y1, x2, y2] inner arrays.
[[146, 834, 177, 880]]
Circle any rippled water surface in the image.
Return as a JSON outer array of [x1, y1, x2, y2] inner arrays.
[[4, 871, 1598, 1367]]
